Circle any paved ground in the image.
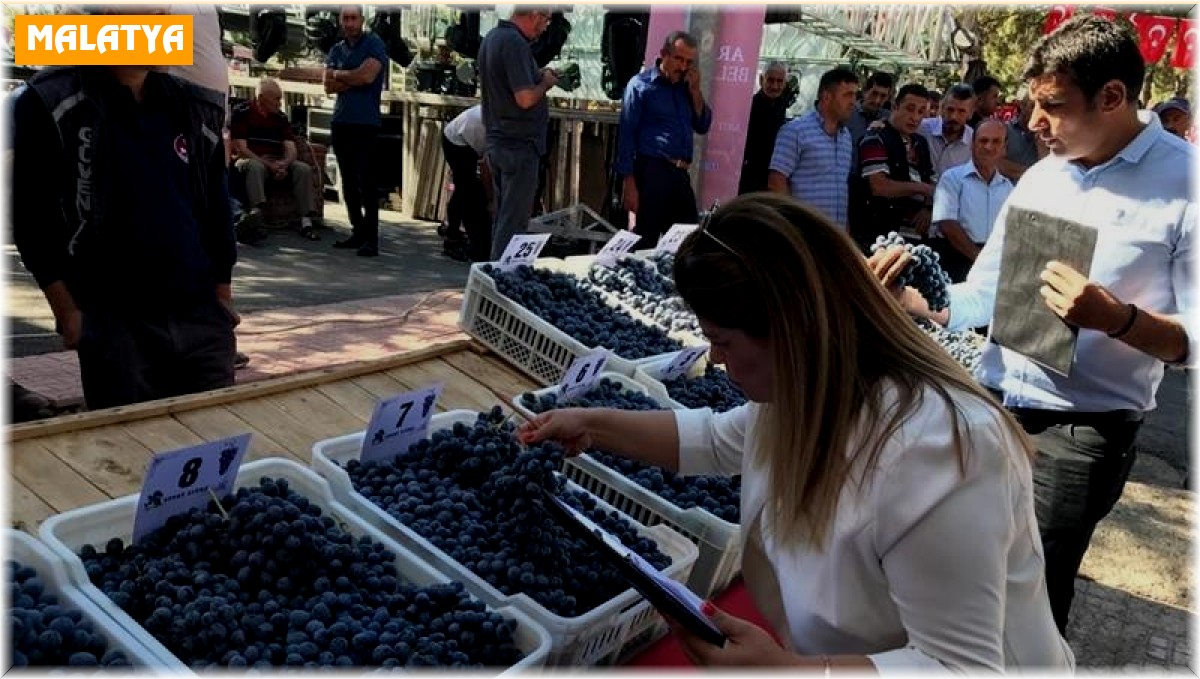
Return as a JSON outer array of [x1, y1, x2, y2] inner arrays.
[[5, 203, 1194, 671]]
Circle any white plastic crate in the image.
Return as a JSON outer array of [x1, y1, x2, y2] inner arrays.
[[564, 453, 743, 601], [38, 458, 551, 674], [310, 411, 698, 667], [6, 529, 165, 671], [510, 371, 682, 422], [508, 368, 740, 598], [458, 260, 703, 387]]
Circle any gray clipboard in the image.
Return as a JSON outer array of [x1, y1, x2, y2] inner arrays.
[[989, 207, 1098, 376]]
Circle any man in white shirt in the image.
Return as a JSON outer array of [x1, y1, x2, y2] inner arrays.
[[929, 120, 1013, 282], [440, 105, 492, 262], [874, 15, 1194, 635], [918, 83, 975, 181]]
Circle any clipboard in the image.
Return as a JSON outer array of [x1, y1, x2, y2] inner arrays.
[[990, 207, 1098, 376], [538, 487, 727, 647]]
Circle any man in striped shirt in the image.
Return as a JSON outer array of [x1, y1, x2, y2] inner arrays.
[[766, 67, 858, 230]]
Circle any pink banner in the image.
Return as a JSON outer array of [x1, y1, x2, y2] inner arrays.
[[699, 6, 767, 208], [644, 8, 689, 69]]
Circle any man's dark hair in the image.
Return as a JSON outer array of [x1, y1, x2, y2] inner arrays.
[[895, 83, 929, 105], [662, 30, 698, 53], [927, 89, 942, 101], [817, 67, 859, 95], [865, 71, 895, 91], [1022, 15, 1143, 103], [972, 75, 1001, 97], [946, 83, 976, 101]]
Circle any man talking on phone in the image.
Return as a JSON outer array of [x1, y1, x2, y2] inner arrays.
[[614, 31, 712, 247]]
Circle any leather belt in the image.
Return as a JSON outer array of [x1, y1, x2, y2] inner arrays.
[[986, 389, 1145, 430], [656, 157, 690, 170]]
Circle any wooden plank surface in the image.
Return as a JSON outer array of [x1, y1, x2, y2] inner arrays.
[[9, 475, 57, 532], [172, 407, 303, 465], [9, 440, 108, 514], [7, 346, 533, 526]]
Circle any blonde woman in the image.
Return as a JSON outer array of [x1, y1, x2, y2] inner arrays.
[[517, 193, 1074, 673]]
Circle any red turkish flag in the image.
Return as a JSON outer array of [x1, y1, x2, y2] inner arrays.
[[1172, 19, 1197, 69], [1092, 7, 1118, 21], [1044, 5, 1075, 34], [1133, 14, 1178, 65]]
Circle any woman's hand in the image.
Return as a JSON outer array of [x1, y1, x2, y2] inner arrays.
[[516, 409, 592, 455], [674, 601, 796, 667]]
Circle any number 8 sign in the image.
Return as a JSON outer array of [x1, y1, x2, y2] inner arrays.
[[132, 433, 252, 543]]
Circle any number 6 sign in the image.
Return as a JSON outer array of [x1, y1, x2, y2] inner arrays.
[[132, 433, 252, 543]]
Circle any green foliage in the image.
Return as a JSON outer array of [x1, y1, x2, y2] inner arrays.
[[968, 7, 1195, 105]]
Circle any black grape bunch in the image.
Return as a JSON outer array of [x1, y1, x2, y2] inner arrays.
[[77, 476, 527, 670], [344, 407, 673, 619], [870, 232, 952, 312]]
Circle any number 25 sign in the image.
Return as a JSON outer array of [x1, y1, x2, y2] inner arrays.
[[133, 433, 252, 543]]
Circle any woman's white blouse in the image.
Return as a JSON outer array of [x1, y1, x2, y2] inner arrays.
[[672, 386, 1075, 673]]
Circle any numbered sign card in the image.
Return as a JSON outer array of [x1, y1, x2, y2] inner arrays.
[[496, 233, 551, 271], [654, 223, 699, 255], [361, 383, 444, 463], [133, 433, 252, 543], [559, 349, 610, 401], [653, 345, 709, 382], [594, 231, 642, 268]]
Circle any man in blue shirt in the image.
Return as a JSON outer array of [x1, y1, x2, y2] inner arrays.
[[873, 16, 1194, 635], [478, 8, 556, 260], [615, 31, 712, 247], [324, 5, 389, 257]]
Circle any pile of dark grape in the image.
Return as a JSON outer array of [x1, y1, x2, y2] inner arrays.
[[521, 383, 740, 523], [8, 559, 132, 668], [661, 366, 747, 413], [583, 259, 702, 336], [78, 477, 527, 669], [345, 407, 672, 618], [484, 265, 681, 358]]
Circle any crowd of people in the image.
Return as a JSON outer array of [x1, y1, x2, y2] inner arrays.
[[6, 7, 1194, 673]]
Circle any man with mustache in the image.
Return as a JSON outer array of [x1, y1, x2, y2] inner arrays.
[[615, 30, 712, 248], [918, 83, 976, 181], [738, 61, 790, 195]]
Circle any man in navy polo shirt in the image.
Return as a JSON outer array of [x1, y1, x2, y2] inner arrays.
[[478, 7, 556, 260], [615, 31, 712, 247], [324, 5, 389, 257], [12, 12, 237, 409]]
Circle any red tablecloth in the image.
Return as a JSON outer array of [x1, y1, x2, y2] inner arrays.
[[624, 580, 769, 667]]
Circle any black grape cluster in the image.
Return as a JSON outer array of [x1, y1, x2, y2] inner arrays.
[[344, 407, 672, 619], [584, 259, 702, 336], [649, 252, 675, 279], [661, 366, 747, 413], [78, 478, 526, 670], [8, 560, 131, 668], [483, 265, 681, 358], [915, 319, 983, 373], [870, 232, 952, 311], [521, 383, 741, 523]]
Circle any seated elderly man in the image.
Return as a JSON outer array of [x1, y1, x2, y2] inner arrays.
[[231, 77, 321, 242]]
